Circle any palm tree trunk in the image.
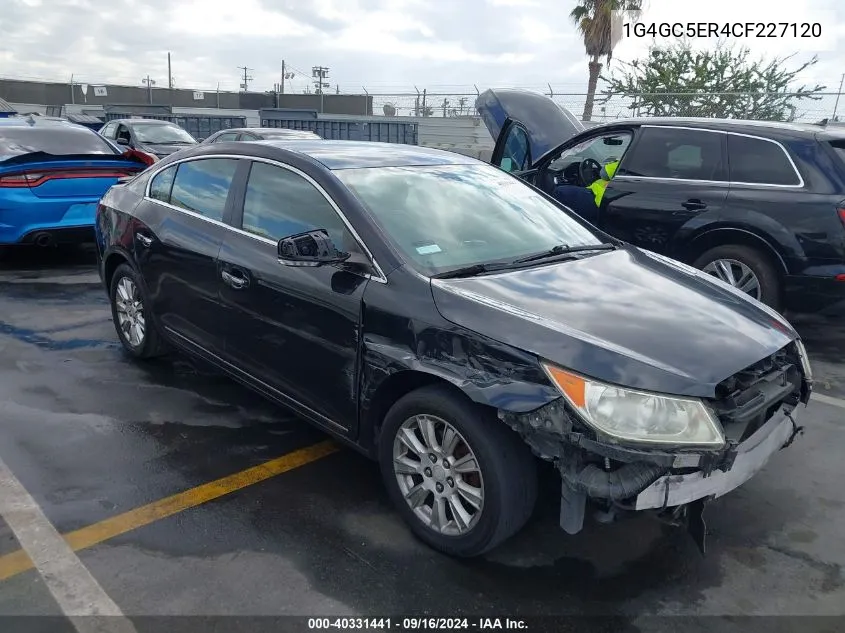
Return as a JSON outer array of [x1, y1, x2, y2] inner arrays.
[[582, 58, 603, 121]]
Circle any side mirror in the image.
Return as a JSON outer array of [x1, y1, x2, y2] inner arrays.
[[277, 229, 350, 267], [116, 137, 130, 146]]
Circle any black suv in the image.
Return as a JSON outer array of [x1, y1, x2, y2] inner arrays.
[[477, 89, 845, 314]]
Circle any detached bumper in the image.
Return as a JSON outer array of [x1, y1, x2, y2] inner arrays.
[[633, 408, 800, 510]]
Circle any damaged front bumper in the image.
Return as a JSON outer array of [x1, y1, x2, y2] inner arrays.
[[632, 407, 801, 510], [498, 372, 808, 545]]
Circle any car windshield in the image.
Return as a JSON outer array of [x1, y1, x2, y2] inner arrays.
[[0, 127, 118, 160], [336, 163, 605, 275], [133, 123, 196, 144]]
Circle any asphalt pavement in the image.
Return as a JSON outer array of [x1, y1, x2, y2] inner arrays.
[[0, 244, 843, 633]]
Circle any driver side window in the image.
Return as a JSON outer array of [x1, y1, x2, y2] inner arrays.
[[552, 132, 632, 172], [498, 123, 531, 173]]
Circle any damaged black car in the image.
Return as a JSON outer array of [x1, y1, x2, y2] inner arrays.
[[95, 139, 813, 557]]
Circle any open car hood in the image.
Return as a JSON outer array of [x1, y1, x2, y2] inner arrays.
[[476, 88, 584, 166]]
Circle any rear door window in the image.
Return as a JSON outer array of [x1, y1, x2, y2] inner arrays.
[[619, 127, 727, 181], [169, 158, 239, 222], [728, 134, 801, 186]]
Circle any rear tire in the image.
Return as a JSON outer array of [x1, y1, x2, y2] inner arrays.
[[692, 244, 782, 310], [109, 263, 167, 359], [378, 384, 538, 557]]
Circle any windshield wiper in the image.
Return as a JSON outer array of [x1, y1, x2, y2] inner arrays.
[[512, 243, 616, 264], [431, 262, 515, 279]]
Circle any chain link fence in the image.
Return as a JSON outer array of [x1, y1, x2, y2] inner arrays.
[[365, 90, 842, 123]]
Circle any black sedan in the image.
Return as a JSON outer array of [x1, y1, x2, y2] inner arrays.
[[98, 118, 197, 158], [94, 140, 813, 557], [477, 88, 845, 315], [201, 127, 321, 144]]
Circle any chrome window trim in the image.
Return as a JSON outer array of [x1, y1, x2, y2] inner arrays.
[[142, 153, 388, 284], [624, 125, 805, 188]]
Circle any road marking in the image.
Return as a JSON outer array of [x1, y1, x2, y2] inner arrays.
[[0, 456, 137, 633], [812, 392, 845, 410], [0, 440, 338, 582]]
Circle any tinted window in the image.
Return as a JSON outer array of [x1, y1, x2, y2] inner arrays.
[[828, 140, 845, 167], [0, 127, 118, 160], [498, 124, 531, 172], [728, 134, 800, 185], [149, 166, 176, 202], [169, 159, 238, 221], [241, 162, 350, 245], [336, 163, 604, 276], [620, 127, 726, 181], [213, 132, 239, 143]]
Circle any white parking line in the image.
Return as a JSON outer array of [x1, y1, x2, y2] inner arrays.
[[0, 457, 137, 633], [812, 392, 845, 410]]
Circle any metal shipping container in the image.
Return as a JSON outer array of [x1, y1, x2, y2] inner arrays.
[[102, 113, 246, 140], [259, 112, 417, 145]]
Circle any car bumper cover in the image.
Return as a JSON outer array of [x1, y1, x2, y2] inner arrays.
[[633, 407, 800, 510]]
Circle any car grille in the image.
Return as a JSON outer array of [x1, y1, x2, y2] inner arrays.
[[708, 343, 804, 443]]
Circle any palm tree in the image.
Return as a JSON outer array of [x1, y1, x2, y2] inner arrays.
[[570, 0, 643, 121]]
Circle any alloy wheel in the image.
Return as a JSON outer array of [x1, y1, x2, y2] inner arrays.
[[702, 258, 762, 301], [392, 414, 485, 536], [114, 276, 146, 348]]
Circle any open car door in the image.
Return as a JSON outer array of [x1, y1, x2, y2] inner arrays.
[[476, 88, 584, 176]]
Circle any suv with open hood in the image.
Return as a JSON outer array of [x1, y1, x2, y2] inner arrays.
[[476, 88, 845, 316]]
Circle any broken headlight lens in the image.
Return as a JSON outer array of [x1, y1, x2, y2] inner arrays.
[[542, 363, 725, 448]]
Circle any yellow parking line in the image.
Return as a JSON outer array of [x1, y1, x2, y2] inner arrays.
[[0, 440, 338, 582]]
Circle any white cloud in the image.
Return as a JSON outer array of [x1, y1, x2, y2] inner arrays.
[[0, 0, 841, 102]]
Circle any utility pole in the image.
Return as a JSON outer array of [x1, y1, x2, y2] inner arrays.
[[142, 75, 155, 104], [311, 66, 330, 94], [237, 66, 254, 92], [167, 52, 172, 89], [833, 73, 845, 122]]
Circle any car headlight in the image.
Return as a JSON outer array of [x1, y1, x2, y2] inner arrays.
[[541, 363, 725, 448], [794, 338, 813, 382]]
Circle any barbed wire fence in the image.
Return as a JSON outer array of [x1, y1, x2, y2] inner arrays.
[[364, 90, 844, 123], [2, 73, 843, 122]]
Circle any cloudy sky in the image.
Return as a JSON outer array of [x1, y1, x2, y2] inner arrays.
[[1, 0, 842, 96]]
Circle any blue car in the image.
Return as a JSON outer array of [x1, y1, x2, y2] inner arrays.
[[0, 117, 154, 247]]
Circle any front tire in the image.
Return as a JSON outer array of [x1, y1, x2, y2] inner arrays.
[[378, 385, 538, 557], [692, 244, 782, 310], [109, 263, 166, 358]]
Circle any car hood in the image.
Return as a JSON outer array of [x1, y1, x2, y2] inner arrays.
[[476, 88, 584, 165], [430, 247, 798, 398], [138, 143, 194, 156]]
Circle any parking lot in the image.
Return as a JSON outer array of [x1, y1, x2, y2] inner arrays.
[[1, 245, 844, 632]]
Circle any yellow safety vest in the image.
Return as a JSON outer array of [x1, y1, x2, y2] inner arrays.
[[587, 160, 619, 206]]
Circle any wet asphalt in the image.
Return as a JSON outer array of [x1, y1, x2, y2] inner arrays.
[[0, 244, 843, 631]]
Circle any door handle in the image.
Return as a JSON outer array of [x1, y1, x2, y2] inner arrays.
[[221, 269, 249, 290], [135, 233, 153, 247], [681, 199, 707, 211]]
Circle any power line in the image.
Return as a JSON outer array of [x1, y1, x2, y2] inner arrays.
[[237, 66, 254, 91]]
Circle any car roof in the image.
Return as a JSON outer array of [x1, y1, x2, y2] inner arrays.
[[0, 116, 88, 129], [214, 128, 316, 135], [244, 139, 480, 169], [110, 118, 176, 126], [591, 117, 825, 138]]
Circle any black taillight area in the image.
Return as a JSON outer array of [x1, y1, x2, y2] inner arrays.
[[0, 168, 138, 188]]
